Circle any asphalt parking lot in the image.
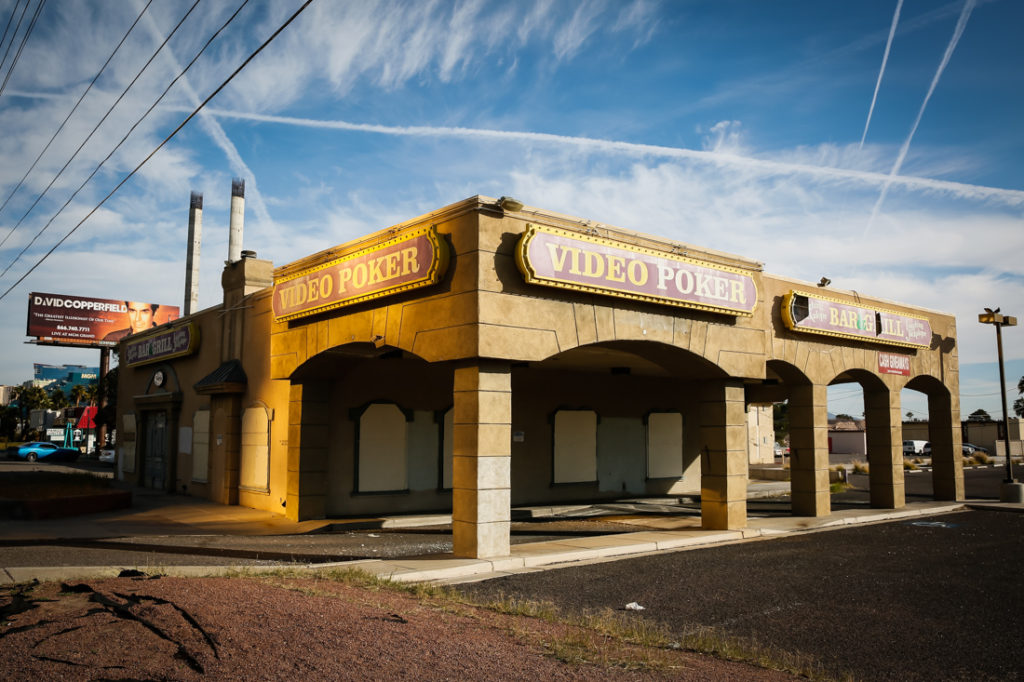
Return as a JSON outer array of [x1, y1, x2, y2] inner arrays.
[[457, 509, 1024, 681]]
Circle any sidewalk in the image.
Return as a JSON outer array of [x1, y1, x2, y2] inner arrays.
[[2, 479, 1020, 586]]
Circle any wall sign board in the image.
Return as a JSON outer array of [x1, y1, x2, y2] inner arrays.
[[782, 291, 932, 349], [878, 351, 912, 376], [273, 226, 449, 322], [515, 224, 757, 316], [124, 323, 199, 366]]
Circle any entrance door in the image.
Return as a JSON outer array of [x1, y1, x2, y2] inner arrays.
[[142, 411, 168, 490]]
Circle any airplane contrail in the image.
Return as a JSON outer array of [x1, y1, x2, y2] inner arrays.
[[196, 106, 1024, 208], [134, 0, 275, 230], [861, 0, 903, 148], [865, 0, 978, 235]]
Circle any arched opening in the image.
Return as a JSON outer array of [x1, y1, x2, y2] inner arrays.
[[829, 368, 904, 509], [904, 375, 963, 501], [510, 340, 734, 521], [287, 343, 454, 519], [762, 360, 831, 517]]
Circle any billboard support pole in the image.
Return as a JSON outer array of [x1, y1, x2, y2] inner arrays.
[[97, 346, 110, 450]]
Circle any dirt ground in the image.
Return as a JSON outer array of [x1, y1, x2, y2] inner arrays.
[[0, 573, 802, 681]]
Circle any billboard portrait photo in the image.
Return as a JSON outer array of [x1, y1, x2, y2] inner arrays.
[[27, 292, 180, 348]]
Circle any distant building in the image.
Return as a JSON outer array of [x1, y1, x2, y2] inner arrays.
[[32, 363, 98, 397]]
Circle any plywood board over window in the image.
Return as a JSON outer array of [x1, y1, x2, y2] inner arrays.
[[647, 412, 684, 479], [358, 403, 408, 493], [191, 410, 210, 483], [121, 413, 136, 473], [240, 407, 270, 491], [553, 410, 597, 483]]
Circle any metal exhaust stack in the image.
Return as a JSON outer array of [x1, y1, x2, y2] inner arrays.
[[228, 178, 245, 264], [184, 191, 202, 316]]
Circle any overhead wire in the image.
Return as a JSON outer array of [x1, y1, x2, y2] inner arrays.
[[0, 0, 45, 98], [0, 0, 30, 83], [0, 0, 25, 59], [0, 0, 203, 259], [0, 0, 316, 302], [0, 0, 155, 221]]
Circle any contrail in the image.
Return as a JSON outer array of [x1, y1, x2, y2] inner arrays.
[[133, 0, 275, 230], [861, 0, 903, 148], [195, 106, 1024, 207], [865, 0, 977, 235]]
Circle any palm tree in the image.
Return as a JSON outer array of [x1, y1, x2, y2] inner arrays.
[[70, 383, 89, 408], [49, 388, 69, 411]]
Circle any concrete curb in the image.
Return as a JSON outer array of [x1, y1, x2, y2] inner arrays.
[[1, 502, 976, 587]]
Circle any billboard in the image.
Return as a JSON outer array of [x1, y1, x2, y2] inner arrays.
[[27, 292, 180, 348]]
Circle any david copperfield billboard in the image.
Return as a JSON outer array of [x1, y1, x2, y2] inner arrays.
[[27, 292, 180, 348]]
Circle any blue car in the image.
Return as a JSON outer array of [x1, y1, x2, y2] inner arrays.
[[12, 441, 81, 463]]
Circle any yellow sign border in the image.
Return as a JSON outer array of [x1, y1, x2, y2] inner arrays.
[[123, 322, 201, 367], [273, 226, 449, 323], [781, 290, 932, 349], [515, 224, 758, 316]]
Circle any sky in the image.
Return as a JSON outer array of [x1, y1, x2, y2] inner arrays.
[[0, 0, 1021, 421]]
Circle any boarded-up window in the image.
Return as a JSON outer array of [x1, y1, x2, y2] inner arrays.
[[240, 407, 270, 491], [553, 410, 597, 483], [441, 407, 453, 489], [358, 403, 408, 492], [192, 411, 210, 483], [647, 412, 684, 478], [121, 413, 136, 473]]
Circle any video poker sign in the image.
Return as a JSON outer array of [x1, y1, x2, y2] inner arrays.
[[515, 224, 758, 316], [272, 226, 449, 322]]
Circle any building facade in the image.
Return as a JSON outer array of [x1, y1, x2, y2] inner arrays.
[[116, 196, 964, 559]]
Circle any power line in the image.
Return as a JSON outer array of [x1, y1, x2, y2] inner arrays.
[[0, 0, 316, 303], [0, 0, 203, 261], [0, 0, 155, 220], [0, 0, 30, 84], [0, 0, 45, 98], [0, 0, 25, 59]]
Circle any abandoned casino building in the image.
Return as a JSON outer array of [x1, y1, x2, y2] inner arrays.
[[115, 194, 963, 558]]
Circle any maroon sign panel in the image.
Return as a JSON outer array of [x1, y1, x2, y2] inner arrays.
[[272, 226, 449, 322], [782, 291, 932, 349], [878, 352, 912, 376], [27, 292, 180, 348], [516, 225, 758, 316]]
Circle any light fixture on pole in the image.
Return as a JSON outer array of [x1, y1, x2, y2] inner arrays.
[[978, 307, 1021, 502]]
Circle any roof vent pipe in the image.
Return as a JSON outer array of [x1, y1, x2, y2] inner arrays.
[[184, 191, 203, 315], [227, 178, 245, 264]]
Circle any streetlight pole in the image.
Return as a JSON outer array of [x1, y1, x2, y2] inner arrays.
[[979, 308, 1021, 502]]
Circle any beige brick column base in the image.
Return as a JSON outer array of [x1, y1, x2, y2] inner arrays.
[[789, 383, 831, 516], [285, 381, 329, 521], [866, 387, 905, 509], [700, 380, 748, 530], [927, 390, 964, 501], [452, 362, 512, 558]]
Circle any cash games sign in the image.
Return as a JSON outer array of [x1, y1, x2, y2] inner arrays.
[[782, 291, 932, 349], [124, 323, 199, 367], [272, 226, 449, 322], [515, 224, 758, 316], [27, 292, 180, 348]]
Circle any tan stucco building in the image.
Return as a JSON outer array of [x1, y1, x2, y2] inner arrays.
[[116, 196, 964, 558]]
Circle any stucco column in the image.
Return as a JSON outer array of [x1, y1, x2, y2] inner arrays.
[[788, 383, 831, 516], [452, 362, 512, 558], [928, 391, 964, 500], [285, 381, 329, 521], [700, 379, 748, 530], [866, 387, 905, 508]]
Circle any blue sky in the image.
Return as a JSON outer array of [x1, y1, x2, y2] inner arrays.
[[0, 0, 1021, 420]]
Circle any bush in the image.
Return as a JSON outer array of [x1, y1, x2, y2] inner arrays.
[[972, 452, 991, 465], [852, 460, 869, 474], [903, 458, 918, 471]]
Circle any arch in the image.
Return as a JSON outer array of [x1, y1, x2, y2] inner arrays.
[[902, 374, 962, 501], [535, 340, 729, 381]]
